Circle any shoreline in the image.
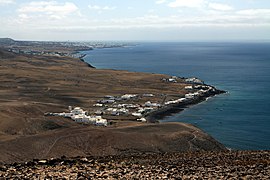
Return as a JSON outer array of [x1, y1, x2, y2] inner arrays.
[[0, 47, 230, 164], [146, 89, 226, 123], [77, 51, 226, 125]]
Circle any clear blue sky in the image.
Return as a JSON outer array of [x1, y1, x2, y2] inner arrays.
[[0, 0, 270, 41]]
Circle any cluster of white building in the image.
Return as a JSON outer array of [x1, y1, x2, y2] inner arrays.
[[165, 84, 216, 106], [88, 83, 216, 124], [131, 104, 157, 119], [8, 48, 75, 57], [93, 94, 160, 123], [45, 82, 216, 126], [106, 108, 129, 116], [47, 106, 108, 126], [121, 94, 138, 100], [97, 94, 138, 105], [162, 76, 205, 85], [45, 80, 216, 126]]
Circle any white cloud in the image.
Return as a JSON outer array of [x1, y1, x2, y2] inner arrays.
[[1, 1, 268, 41], [208, 3, 233, 11], [18, 1, 78, 19], [156, 0, 167, 4], [88, 5, 116, 11], [0, 0, 14, 5], [168, 0, 206, 8], [10, 8, 270, 34], [237, 9, 270, 16]]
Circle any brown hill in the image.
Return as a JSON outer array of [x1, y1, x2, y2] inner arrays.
[[0, 49, 226, 163]]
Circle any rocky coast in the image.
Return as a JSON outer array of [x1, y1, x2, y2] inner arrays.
[[146, 89, 225, 123]]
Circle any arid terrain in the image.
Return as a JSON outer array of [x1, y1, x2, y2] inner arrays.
[[1, 151, 269, 179], [0, 48, 226, 164], [1, 44, 269, 179]]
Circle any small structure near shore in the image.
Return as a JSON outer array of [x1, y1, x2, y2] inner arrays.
[[45, 107, 108, 126], [185, 77, 204, 84], [162, 76, 178, 83]]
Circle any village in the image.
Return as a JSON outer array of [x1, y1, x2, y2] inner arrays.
[[46, 76, 219, 127], [1, 38, 131, 59], [7, 48, 87, 59]]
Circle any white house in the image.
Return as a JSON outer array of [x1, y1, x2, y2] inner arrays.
[[168, 78, 177, 83], [72, 114, 95, 124], [52, 107, 108, 126], [132, 112, 142, 117], [95, 110, 103, 115], [96, 118, 108, 126], [143, 94, 154, 97], [144, 101, 161, 107], [100, 99, 115, 104], [185, 77, 204, 84], [93, 103, 103, 107], [121, 94, 137, 100], [137, 118, 147, 122], [185, 86, 193, 90], [106, 108, 129, 116], [71, 107, 87, 115]]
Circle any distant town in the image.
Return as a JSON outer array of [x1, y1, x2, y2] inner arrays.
[[0, 38, 133, 58]]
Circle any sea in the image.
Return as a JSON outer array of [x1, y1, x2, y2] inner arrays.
[[83, 42, 270, 150]]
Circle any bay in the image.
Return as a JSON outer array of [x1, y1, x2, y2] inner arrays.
[[83, 42, 270, 150]]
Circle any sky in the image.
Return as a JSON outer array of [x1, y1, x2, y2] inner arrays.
[[0, 0, 270, 41]]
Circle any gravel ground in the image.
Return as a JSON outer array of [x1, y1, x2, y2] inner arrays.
[[1, 151, 269, 179]]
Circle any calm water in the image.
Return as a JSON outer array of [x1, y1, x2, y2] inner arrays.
[[83, 42, 270, 150]]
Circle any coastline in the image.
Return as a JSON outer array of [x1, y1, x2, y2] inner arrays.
[[146, 89, 226, 123], [78, 52, 226, 125], [76, 42, 270, 151], [0, 47, 229, 164], [1, 40, 270, 178]]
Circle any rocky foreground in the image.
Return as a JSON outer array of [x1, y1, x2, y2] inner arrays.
[[1, 151, 269, 179]]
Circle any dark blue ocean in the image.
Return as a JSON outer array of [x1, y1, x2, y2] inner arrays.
[[83, 42, 270, 150]]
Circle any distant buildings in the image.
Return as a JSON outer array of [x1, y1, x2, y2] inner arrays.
[[46, 107, 108, 127], [45, 83, 217, 127], [185, 77, 204, 85]]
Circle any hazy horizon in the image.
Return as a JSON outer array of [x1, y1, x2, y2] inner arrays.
[[1, 0, 270, 41]]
